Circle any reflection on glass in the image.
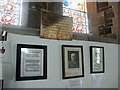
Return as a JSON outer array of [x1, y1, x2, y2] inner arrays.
[[93, 48, 103, 71], [95, 48, 101, 64], [21, 48, 29, 53]]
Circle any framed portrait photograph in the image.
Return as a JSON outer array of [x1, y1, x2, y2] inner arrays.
[[16, 44, 47, 81], [62, 45, 84, 79], [90, 46, 105, 73]]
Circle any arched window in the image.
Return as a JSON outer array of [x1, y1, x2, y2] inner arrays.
[[63, 0, 89, 34], [0, 0, 22, 25]]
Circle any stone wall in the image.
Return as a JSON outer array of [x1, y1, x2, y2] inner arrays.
[[87, 2, 118, 40], [27, 2, 62, 29]]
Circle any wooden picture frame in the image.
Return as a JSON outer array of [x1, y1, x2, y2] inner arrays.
[[16, 44, 47, 81], [90, 46, 105, 73], [62, 45, 84, 79]]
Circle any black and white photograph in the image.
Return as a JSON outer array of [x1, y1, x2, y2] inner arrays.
[[68, 51, 79, 68], [62, 45, 84, 79], [16, 44, 47, 81]]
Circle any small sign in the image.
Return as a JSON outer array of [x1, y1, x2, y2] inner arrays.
[[66, 78, 82, 88], [92, 73, 104, 87]]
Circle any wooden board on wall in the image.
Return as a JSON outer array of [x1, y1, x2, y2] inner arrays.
[[40, 9, 73, 40]]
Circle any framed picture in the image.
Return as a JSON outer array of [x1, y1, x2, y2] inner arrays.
[[90, 46, 105, 73], [16, 44, 47, 81], [62, 45, 84, 79]]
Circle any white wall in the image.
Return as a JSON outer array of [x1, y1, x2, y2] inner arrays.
[[4, 33, 118, 88], [119, 45, 120, 89]]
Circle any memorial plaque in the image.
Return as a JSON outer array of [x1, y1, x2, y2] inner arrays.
[[40, 9, 73, 40]]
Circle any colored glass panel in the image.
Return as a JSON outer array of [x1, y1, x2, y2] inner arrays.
[[0, 0, 21, 25], [63, 0, 86, 12], [63, 0, 88, 33]]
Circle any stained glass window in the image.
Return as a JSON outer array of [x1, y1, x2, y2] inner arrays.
[[0, 0, 22, 25], [63, 0, 88, 34]]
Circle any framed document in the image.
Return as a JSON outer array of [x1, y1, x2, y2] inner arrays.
[[16, 44, 47, 81], [62, 45, 84, 79], [90, 46, 105, 73]]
